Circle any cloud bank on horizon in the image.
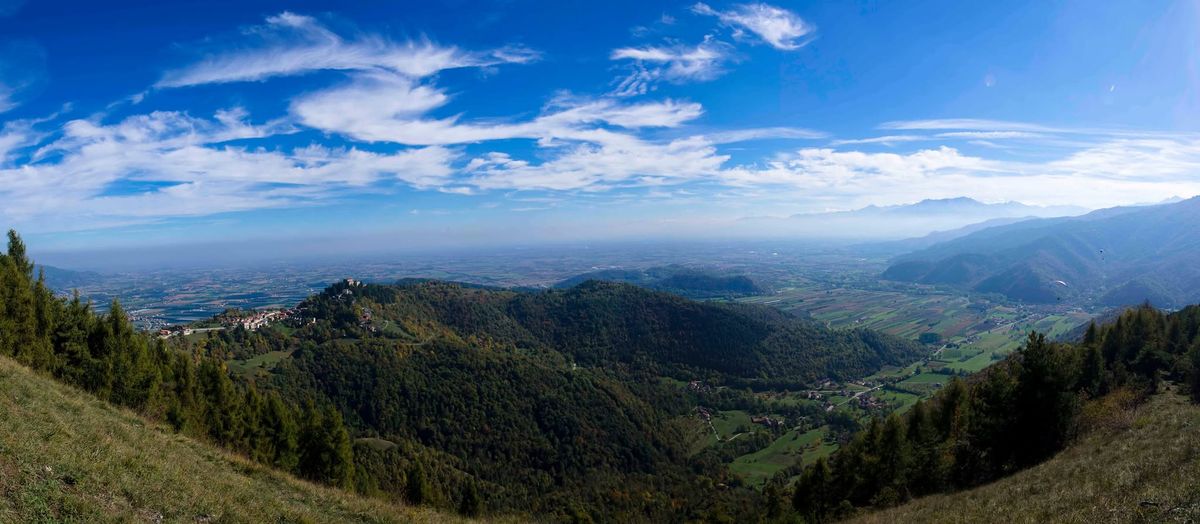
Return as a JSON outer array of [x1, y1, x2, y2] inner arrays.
[[0, 0, 1199, 251]]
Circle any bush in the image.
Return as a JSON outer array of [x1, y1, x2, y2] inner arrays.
[[1075, 388, 1142, 435]]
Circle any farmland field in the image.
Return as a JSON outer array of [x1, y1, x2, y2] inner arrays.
[[228, 350, 293, 375], [730, 427, 837, 486], [722, 276, 1099, 485], [742, 280, 1095, 375]]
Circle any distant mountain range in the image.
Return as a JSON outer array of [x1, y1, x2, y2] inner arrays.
[[38, 264, 104, 291], [882, 197, 1200, 307], [741, 197, 1087, 240], [554, 265, 764, 297], [858, 216, 1037, 255]]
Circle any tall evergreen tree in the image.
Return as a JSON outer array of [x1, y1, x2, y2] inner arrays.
[[1079, 344, 1105, 398], [459, 481, 483, 517], [406, 462, 432, 506], [298, 402, 355, 489], [874, 413, 911, 505], [1188, 340, 1200, 403], [793, 457, 833, 522], [905, 400, 942, 495]]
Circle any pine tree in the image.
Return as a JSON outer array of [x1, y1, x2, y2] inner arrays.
[[406, 462, 432, 506], [6, 230, 32, 277], [262, 393, 300, 472], [761, 480, 786, 521], [793, 457, 833, 522], [1014, 332, 1077, 466], [53, 293, 93, 388], [459, 481, 483, 517], [298, 402, 355, 489], [1079, 343, 1105, 398], [1082, 321, 1099, 346], [325, 405, 355, 489], [905, 400, 942, 495], [876, 413, 911, 502], [1188, 340, 1200, 403], [3, 231, 44, 367], [244, 387, 268, 460], [198, 358, 241, 445]]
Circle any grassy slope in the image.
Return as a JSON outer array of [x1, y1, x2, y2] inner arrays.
[[847, 391, 1200, 523], [0, 357, 460, 523]]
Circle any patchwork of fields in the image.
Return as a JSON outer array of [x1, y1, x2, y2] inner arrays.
[[702, 280, 1099, 486], [743, 282, 1094, 373]]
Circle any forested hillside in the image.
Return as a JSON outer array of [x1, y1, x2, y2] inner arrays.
[[846, 390, 1200, 523], [9, 223, 1200, 523], [882, 197, 1200, 306], [246, 278, 923, 519], [0, 230, 925, 521], [0, 231, 461, 521], [792, 303, 1200, 522], [554, 265, 764, 298]]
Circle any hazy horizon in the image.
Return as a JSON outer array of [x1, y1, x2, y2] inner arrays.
[[4, 0, 1200, 264]]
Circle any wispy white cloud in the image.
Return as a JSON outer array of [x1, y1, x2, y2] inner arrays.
[[0, 83, 15, 114], [1045, 138, 1200, 181], [610, 37, 732, 96], [692, 2, 815, 50], [0, 40, 47, 114], [0, 116, 47, 163], [466, 136, 727, 191], [291, 71, 704, 146], [723, 146, 995, 188], [157, 12, 538, 88], [286, 63, 728, 191], [719, 138, 1200, 209], [878, 118, 1199, 142], [829, 135, 928, 146], [827, 130, 1047, 146], [704, 127, 825, 144], [0, 109, 459, 231], [7, 8, 1197, 236], [934, 131, 1045, 140], [880, 118, 1063, 133]]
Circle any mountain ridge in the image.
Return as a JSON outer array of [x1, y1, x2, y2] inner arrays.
[[246, 278, 926, 518], [739, 197, 1087, 240], [882, 197, 1200, 306]]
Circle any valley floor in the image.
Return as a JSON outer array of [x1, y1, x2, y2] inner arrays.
[[846, 389, 1200, 523], [0, 356, 459, 523]]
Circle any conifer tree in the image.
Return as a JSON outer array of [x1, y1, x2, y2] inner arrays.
[[459, 481, 483, 517], [263, 393, 300, 472], [876, 413, 911, 501], [1079, 343, 1105, 398], [1188, 340, 1200, 402], [905, 400, 941, 495], [325, 405, 355, 489], [406, 462, 432, 506], [793, 457, 833, 522]]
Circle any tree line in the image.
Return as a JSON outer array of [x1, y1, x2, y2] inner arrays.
[[793, 303, 1200, 522], [0, 232, 357, 493]]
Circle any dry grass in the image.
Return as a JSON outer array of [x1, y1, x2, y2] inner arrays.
[[846, 388, 1200, 523], [0, 356, 470, 523]]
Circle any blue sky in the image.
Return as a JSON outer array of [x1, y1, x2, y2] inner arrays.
[[2, 0, 1200, 258]]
